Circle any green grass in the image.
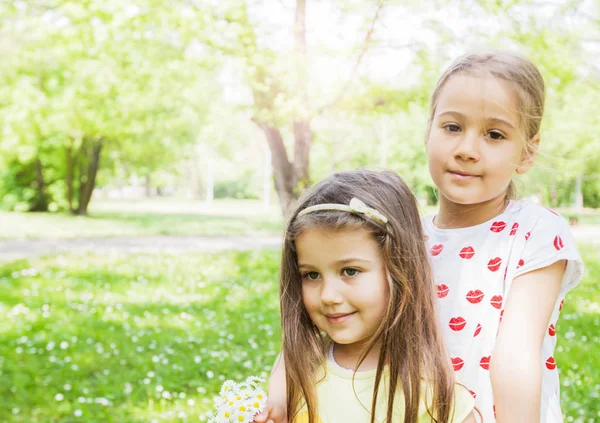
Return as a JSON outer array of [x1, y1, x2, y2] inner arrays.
[[0, 199, 284, 239], [0, 245, 598, 422], [0, 252, 282, 422]]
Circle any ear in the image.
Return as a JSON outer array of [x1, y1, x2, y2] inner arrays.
[[516, 134, 540, 175]]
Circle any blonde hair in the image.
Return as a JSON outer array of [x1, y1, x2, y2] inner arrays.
[[280, 170, 456, 423], [425, 51, 545, 199]]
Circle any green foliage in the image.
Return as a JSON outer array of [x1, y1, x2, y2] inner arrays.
[[0, 0, 219, 213]]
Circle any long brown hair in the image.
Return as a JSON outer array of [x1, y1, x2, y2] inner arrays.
[[280, 169, 455, 423], [425, 51, 545, 199]]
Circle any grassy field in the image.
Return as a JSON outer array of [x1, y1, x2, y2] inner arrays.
[[0, 246, 598, 422], [0, 199, 284, 239]]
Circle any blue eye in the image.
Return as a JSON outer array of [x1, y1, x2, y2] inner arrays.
[[342, 268, 360, 277]]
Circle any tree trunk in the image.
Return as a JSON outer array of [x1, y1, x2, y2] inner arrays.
[[65, 144, 74, 213], [76, 138, 103, 215], [259, 122, 296, 216], [32, 158, 49, 212], [292, 0, 312, 194]]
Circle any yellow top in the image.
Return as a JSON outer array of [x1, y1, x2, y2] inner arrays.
[[292, 358, 474, 423]]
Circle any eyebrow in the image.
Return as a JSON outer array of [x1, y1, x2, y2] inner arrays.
[[437, 111, 516, 130], [298, 258, 372, 268]]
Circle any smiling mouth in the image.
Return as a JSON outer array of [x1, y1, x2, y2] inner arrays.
[[448, 170, 479, 178], [325, 312, 356, 324]]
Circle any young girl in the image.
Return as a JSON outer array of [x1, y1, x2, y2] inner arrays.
[[257, 51, 584, 423], [422, 51, 583, 423], [256, 169, 476, 423]]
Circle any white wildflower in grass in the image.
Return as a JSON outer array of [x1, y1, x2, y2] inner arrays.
[[208, 376, 268, 423]]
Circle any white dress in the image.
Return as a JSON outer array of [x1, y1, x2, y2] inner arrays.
[[422, 201, 584, 423]]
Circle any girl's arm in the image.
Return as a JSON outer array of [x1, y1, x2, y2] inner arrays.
[[490, 260, 565, 423], [461, 411, 478, 423], [254, 353, 288, 423]]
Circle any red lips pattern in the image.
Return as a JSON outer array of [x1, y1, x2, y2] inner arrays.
[[479, 356, 491, 370], [554, 235, 564, 251], [490, 221, 506, 233], [427, 208, 573, 419], [487, 257, 502, 272], [431, 244, 444, 256], [451, 357, 464, 371], [466, 289, 484, 304], [490, 295, 503, 309], [437, 284, 449, 298], [449, 317, 466, 331], [459, 246, 475, 259]]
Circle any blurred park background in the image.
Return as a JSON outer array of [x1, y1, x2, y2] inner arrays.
[[0, 0, 599, 422]]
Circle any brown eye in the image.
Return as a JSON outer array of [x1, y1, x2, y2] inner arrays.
[[444, 124, 461, 132], [488, 131, 505, 140]]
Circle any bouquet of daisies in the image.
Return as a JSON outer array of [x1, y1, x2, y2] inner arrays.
[[208, 376, 268, 423]]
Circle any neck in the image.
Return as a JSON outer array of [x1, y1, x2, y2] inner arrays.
[[435, 194, 509, 229], [333, 341, 381, 372]]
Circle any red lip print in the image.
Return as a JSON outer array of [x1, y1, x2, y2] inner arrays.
[[490, 295, 503, 309], [510, 222, 519, 235], [517, 259, 525, 268], [554, 236, 564, 251], [546, 356, 556, 370], [525, 231, 531, 240], [479, 356, 491, 370], [459, 246, 475, 259], [473, 323, 482, 337], [490, 221, 506, 233], [431, 244, 444, 256], [449, 317, 467, 331], [451, 357, 464, 371], [559, 299, 564, 311], [549, 324, 556, 336], [487, 257, 502, 272], [424, 234, 429, 241], [468, 390, 477, 399], [466, 289, 484, 304], [437, 284, 449, 298]]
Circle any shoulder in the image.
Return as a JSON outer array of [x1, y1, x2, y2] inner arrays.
[[509, 200, 568, 226]]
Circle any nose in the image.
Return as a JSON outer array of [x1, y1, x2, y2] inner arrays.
[[454, 129, 481, 162], [320, 276, 343, 305]]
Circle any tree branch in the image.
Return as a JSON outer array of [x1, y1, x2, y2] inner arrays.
[[316, 0, 385, 116]]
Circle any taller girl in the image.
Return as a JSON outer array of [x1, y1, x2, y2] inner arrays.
[[424, 51, 583, 422]]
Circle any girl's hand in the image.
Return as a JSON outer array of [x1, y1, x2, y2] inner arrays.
[[253, 400, 288, 423]]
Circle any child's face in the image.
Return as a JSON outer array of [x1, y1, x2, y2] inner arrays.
[[426, 73, 530, 207], [296, 227, 388, 352]]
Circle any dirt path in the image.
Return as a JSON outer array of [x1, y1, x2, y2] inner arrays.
[[0, 235, 282, 263], [1, 225, 599, 263]]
